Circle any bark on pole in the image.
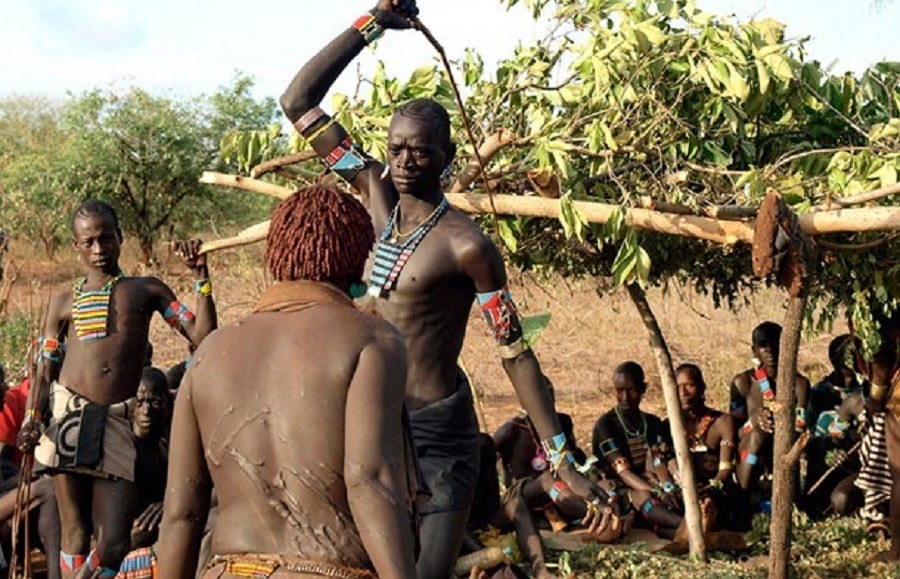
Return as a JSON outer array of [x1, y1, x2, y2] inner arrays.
[[626, 283, 707, 561], [200, 172, 900, 246], [768, 293, 807, 579]]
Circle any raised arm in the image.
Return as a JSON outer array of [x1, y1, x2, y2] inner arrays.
[[344, 328, 415, 579], [153, 240, 217, 348], [18, 291, 68, 453], [157, 371, 212, 578], [279, 1, 418, 210]]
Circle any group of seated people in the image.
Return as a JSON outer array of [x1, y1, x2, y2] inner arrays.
[[459, 320, 893, 575], [0, 316, 891, 577]]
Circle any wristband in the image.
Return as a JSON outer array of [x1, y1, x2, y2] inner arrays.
[[548, 481, 567, 503], [353, 12, 384, 45], [295, 106, 327, 135], [193, 279, 212, 297], [40, 336, 63, 363], [871, 383, 888, 402], [718, 460, 732, 472]]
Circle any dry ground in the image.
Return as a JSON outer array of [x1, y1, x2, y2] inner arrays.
[[2, 240, 844, 453]]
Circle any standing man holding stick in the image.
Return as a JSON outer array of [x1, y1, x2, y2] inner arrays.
[[280, 2, 612, 576], [17, 200, 216, 578]]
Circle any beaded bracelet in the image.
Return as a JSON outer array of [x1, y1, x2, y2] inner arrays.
[[540, 432, 576, 476], [548, 480, 567, 503], [353, 12, 384, 45], [194, 279, 212, 297], [871, 383, 888, 402]]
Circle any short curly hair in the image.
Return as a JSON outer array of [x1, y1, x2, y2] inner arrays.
[[265, 185, 374, 288]]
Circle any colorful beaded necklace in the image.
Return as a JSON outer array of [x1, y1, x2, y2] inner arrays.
[[72, 271, 124, 341], [367, 198, 449, 298]]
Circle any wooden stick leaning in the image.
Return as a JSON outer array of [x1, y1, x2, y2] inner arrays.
[[10, 339, 38, 579], [805, 439, 862, 496]]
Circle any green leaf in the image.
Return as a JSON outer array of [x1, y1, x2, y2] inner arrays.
[[522, 312, 552, 347], [756, 58, 770, 94], [763, 53, 794, 81], [872, 163, 898, 188], [497, 218, 519, 252]]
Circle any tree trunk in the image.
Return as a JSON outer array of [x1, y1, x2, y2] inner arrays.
[[139, 236, 154, 266], [768, 294, 808, 579], [626, 283, 707, 561]]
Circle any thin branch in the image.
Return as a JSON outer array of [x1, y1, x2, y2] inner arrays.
[[250, 150, 319, 179], [830, 182, 900, 207], [798, 78, 870, 139], [818, 233, 897, 251], [765, 146, 871, 178]]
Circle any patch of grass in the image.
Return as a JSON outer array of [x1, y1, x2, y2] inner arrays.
[[553, 514, 895, 578]]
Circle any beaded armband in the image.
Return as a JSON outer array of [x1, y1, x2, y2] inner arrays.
[[39, 336, 63, 363], [540, 432, 575, 476], [295, 106, 328, 136], [548, 480, 567, 503], [353, 12, 384, 45], [740, 449, 759, 465], [476, 285, 529, 360], [718, 460, 732, 472], [193, 279, 212, 298], [323, 136, 373, 184], [871, 383, 888, 402], [794, 407, 808, 431], [163, 300, 195, 329]]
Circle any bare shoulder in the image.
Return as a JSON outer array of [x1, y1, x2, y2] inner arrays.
[[447, 211, 498, 259], [356, 309, 406, 353], [48, 289, 73, 323], [796, 374, 811, 389], [732, 370, 753, 392], [713, 412, 735, 432], [126, 275, 171, 294], [443, 210, 506, 286]]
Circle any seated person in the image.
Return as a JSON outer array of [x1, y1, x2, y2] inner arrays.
[[0, 365, 25, 486], [116, 366, 172, 578], [494, 377, 588, 526], [805, 335, 864, 516], [465, 434, 558, 579], [730, 322, 810, 495], [592, 362, 688, 540], [0, 366, 60, 579], [665, 364, 735, 529]]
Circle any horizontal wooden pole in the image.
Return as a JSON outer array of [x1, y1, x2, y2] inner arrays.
[[199, 171, 900, 252]]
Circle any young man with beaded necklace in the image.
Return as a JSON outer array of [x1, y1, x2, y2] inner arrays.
[[17, 200, 216, 579], [280, 1, 612, 576], [591, 362, 690, 540]]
